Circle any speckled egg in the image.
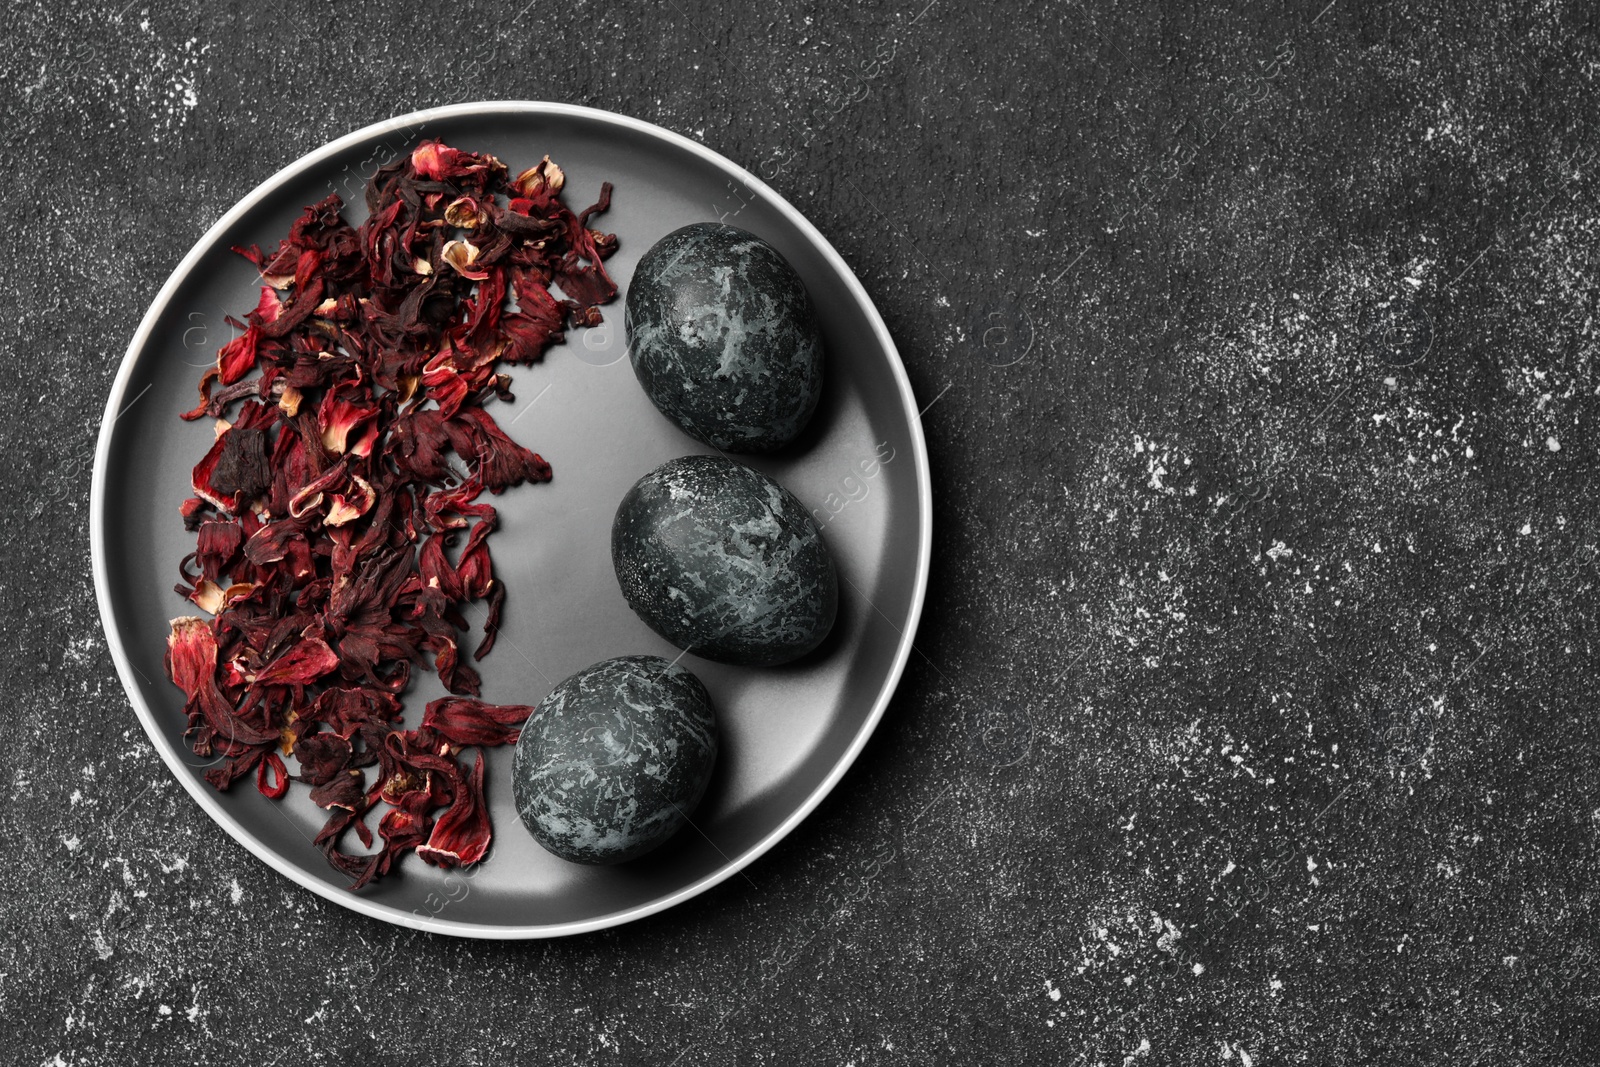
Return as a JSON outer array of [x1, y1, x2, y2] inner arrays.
[[512, 656, 719, 866], [625, 223, 824, 452], [612, 455, 838, 666]]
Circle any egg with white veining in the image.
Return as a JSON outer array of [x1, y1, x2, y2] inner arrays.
[[512, 656, 718, 865], [612, 455, 838, 666], [625, 223, 823, 452]]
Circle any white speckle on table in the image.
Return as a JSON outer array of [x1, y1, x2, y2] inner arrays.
[[90, 930, 112, 961], [228, 879, 243, 906]]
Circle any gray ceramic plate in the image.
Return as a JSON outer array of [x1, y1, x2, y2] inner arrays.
[[91, 102, 930, 938]]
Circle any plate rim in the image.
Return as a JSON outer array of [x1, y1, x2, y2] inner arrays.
[[90, 100, 933, 939]]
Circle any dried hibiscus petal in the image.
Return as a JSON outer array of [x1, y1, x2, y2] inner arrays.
[[257, 752, 290, 799], [416, 752, 492, 868], [293, 730, 354, 785], [309, 768, 367, 811], [324, 475, 375, 527], [194, 520, 244, 580], [452, 406, 553, 491], [165, 616, 220, 701], [420, 697, 533, 748], [210, 425, 273, 500], [166, 617, 279, 754], [318, 393, 379, 455]]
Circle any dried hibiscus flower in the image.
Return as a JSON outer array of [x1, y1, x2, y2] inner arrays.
[[163, 140, 618, 889]]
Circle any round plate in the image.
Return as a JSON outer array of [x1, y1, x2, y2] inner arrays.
[[90, 102, 931, 938]]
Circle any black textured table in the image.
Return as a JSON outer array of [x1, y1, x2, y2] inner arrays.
[[7, 1, 1599, 1061]]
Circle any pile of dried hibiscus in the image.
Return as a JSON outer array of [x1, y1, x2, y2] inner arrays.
[[163, 141, 618, 888]]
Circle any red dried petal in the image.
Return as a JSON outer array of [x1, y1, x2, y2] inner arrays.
[[423, 476, 495, 530], [251, 285, 283, 325], [166, 617, 279, 755], [474, 579, 506, 661], [377, 777, 438, 855], [287, 457, 351, 519], [453, 520, 497, 599], [313, 687, 403, 733], [257, 752, 289, 799], [309, 768, 366, 810], [421, 364, 471, 420], [410, 140, 503, 184], [208, 427, 272, 502], [452, 407, 552, 491], [180, 367, 223, 421], [416, 752, 491, 868], [425, 628, 481, 697], [419, 697, 533, 748], [251, 635, 340, 687], [294, 731, 354, 785], [242, 518, 306, 566], [194, 520, 244, 581], [216, 324, 260, 386], [324, 476, 375, 526], [318, 393, 378, 455], [190, 433, 239, 514], [410, 141, 459, 180], [387, 410, 457, 483], [498, 294, 565, 364], [417, 533, 467, 601], [204, 746, 274, 791], [164, 616, 219, 701]]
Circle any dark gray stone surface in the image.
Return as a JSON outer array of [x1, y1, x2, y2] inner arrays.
[[4, 0, 1599, 1062]]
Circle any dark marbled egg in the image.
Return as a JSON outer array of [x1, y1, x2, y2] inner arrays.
[[512, 656, 718, 866], [612, 455, 838, 666], [625, 223, 824, 452]]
